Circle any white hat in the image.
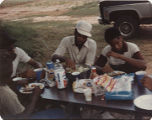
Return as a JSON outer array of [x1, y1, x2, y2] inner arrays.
[[76, 20, 92, 37], [0, 0, 4, 5]]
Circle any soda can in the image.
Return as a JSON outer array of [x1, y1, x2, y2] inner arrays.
[[54, 68, 68, 89], [46, 61, 54, 70]]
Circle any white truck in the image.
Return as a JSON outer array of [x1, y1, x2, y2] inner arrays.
[[98, 0, 152, 38]]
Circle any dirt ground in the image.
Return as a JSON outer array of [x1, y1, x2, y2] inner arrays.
[[0, 0, 98, 23], [1, 0, 152, 74]]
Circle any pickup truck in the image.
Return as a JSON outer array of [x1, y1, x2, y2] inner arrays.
[[98, 0, 152, 38]]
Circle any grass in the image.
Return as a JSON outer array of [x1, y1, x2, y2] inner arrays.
[[30, 0, 69, 7], [1, 0, 74, 8], [92, 24, 112, 55], [1, 20, 111, 64], [2, 0, 152, 69], [63, 2, 99, 17], [0, 21, 44, 61], [1, 20, 75, 62], [0, 0, 33, 7]]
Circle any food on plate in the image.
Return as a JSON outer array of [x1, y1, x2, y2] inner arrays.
[[66, 65, 89, 73], [29, 83, 44, 89], [108, 71, 125, 77], [77, 66, 83, 73], [31, 84, 37, 88], [20, 85, 33, 93], [22, 88, 33, 92], [20, 83, 44, 94]]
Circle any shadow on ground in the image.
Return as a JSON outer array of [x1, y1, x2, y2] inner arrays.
[[138, 26, 152, 40]]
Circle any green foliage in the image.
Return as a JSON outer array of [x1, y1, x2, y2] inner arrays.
[[1, 20, 112, 63], [1, 20, 75, 63], [29, 21, 74, 60], [0, 21, 44, 60], [92, 24, 111, 55], [0, 0, 70, 8]]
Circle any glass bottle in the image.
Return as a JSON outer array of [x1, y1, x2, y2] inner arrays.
[[89, 67, 97, 79]]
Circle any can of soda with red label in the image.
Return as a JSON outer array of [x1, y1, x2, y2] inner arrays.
[[54, 68, 67, 89]]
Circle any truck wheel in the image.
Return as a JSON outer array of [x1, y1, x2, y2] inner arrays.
[[114, 16, 139, 38]]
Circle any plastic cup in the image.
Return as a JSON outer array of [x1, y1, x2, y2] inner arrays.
[[135, 71, 146, 87], [46, 61, 54, 69], [34, 68, 43, 81], [83, 88, 92, 101], [72, 72, 80, 81]]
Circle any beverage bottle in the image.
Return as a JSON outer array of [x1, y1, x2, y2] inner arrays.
[[45, 61, 55, 87], [89, 67, 98, 79], [54, 59, 68, 89], [54, 59, 63, 69]]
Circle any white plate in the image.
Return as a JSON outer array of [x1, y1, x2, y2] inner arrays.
[[12, 77, 27, 81], [134, 95, 152, 110], [72, 72, 80, 76], [28, 83, 44, 89], [19, 87, 33, 94]]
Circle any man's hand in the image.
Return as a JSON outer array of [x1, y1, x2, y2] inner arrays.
[[65, 58, 76, 70], [21, 69, 36, 78], [107, 51, 121, 59], [33, 86, 43, 96], [16, 80, 28, 86], [141, 75, 152, 90], [21, 86, 44, 117]]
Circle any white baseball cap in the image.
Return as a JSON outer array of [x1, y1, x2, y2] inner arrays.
[[76, 20, 92, 37], [0, 0, 4, 5]]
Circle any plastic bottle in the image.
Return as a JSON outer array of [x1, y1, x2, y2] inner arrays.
[[54, 59, 64, 69], [54, 59, 68, 89]]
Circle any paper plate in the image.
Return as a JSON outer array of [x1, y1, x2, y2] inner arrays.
[[29, 83, 44, 89], [19, 87, 33, 94], [133, 95, 152, 110], [12, 77, 27, 82]]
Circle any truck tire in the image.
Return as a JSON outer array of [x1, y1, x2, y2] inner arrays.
[[114, 16, 139, 38]]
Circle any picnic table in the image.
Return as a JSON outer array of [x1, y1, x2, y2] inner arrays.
[[41, 79, 152, 119]]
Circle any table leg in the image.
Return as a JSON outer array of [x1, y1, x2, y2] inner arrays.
[[135, 112, 143, 119]]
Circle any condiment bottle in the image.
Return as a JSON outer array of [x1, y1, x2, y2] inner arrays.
[[89, 67, 97, 79]]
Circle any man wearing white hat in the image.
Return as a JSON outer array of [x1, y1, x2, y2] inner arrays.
[[52, 20, 97, 68]]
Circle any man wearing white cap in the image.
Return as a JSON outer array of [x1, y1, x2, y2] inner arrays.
[[52, 20, 97, 68]]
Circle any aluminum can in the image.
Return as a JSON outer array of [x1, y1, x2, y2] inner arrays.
[[46, 61, 54, 70], [54, 68, 67, 89], [45, 61, 55, 86]]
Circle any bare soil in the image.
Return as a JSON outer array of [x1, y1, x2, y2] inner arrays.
[[0, 0, 97, 23]]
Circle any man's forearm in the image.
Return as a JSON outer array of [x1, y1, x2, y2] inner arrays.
[[119, 55, 146, 70], [94, 65, 104, 75], [23, 92, 41, 115], [28, 59, 42, 68]]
